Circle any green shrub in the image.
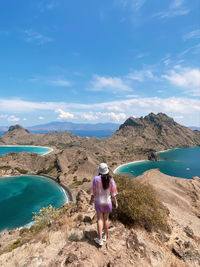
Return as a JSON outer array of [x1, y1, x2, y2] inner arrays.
[[15, 167, 28, 174], [111, 174, 168, 232], [9, 239, 22, 251], [69, 180, 84, 188], [0, 166, 11, 170]]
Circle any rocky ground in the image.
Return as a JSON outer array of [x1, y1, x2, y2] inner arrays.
[[0, 170, 200, 267], [0, 113, 200, 266]]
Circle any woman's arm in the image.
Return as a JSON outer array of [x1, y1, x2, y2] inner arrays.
[[113, 195, 118, 208]]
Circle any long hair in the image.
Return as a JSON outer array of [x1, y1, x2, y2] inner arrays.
[[100, 173, 111, 190]]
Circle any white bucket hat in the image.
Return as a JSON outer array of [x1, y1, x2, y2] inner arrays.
[[98, 163, 109, 175]]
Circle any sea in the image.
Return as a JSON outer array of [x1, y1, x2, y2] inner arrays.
[[0, 175, 67, 232], [0, 146, 52, 156], [115, 146, 200, 179]]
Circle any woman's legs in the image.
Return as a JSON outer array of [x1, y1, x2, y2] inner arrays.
[[97, 212, 103, 240], [103, 212, 109, 237]]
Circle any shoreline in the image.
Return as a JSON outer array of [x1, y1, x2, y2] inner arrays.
[[0, 145, 53, 156], [113, 147, 179, 174], [0, 174, 74, 232], [113, 160, 148, 174]]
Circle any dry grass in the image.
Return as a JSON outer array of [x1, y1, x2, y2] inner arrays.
[[111, 174, 169, 232], [33, 231, 50, 245]]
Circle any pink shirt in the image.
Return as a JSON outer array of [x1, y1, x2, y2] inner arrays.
[[91, 175, 118, 205]]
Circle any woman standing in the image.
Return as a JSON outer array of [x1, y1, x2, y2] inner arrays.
[[90, 163, 118, 246]]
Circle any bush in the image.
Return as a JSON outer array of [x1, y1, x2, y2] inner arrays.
[[9, 239, 22, 251], [111, 174, 168, 232], [15, 167, 28, 174], [32, 205, 60, 232], [69, 180, 84, 188]]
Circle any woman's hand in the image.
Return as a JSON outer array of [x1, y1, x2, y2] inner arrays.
[[113, 196, 118, 208]]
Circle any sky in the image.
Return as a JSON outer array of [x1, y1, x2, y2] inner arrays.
[[0, 0, 200, 127]]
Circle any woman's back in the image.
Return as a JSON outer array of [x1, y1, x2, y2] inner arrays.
[[92, 175, 117, 205]]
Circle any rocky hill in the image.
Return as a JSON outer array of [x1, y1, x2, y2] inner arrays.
[[109, 113, 200, 152], [0, 113, 200, 186]]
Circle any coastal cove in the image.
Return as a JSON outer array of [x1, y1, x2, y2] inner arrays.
[[0, 175, 67, 232], [115, 146, 200, 179], [0, 146, 52, 156]]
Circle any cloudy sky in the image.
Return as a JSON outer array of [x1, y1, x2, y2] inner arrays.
[[0, 0, 200, 127]]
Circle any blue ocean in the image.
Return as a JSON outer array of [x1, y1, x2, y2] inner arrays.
[[116, 146, 200, 179], [0, 175, 67, 232], [0, 146, 51, 156]]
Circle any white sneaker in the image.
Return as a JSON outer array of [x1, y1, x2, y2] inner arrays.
[[94, 237, 103, 246], [102, 233, 107, 242]]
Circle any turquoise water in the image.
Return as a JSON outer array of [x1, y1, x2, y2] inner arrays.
[[0, 175, 67, 231], [116, 146, 200, 179], [0, 146, 52, 155]]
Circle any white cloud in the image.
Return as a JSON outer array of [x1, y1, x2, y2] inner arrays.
[[117, 0, 146, 11], [7, 115, 20, 122], [0, 97, 200, 125], [39, 116, 45, 120], [0, 114, 8, 119], [0, 98, 62, 113], [125, 94, 139, 98], [127, 69, 157, 82], [106, 112, 126, 122], [170, 0, 184, 9], [162, 67, 200, 95], [23, 118, 27, 121], [24, 29, 53, 45], [174, 115, 184, 119], [56, 109, 74, 120], [47, 79, 71, 87], [90, 75, 132, 92], [153, 9, 190, 19], [183, 30, 200, 41], [81, 113, 98, 121], [153, 0, 190, 19], [136, 53, 148, 59]]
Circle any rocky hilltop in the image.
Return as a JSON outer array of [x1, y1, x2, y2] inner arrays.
[[112, 112, 200, 150]]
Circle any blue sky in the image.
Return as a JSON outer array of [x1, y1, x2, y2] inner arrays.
[[0, 0, 200, 127]]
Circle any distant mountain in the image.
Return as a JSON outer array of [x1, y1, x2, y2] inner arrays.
[[189, 126, 200, 131], [27, 121, 120, 132], [0, 126, 8, 132]]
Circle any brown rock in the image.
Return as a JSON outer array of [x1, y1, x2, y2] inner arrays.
[[172, 247, 184, 259], [65, 253, 78, 265], [184, 226, 194, 239]]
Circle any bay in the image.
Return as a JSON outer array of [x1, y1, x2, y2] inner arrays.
[[0, 175, 67, 232], [116, 146, 200, 179], [0, 146, 52, 156]]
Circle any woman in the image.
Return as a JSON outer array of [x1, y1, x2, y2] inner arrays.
[[90, 163, 118, 246]]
